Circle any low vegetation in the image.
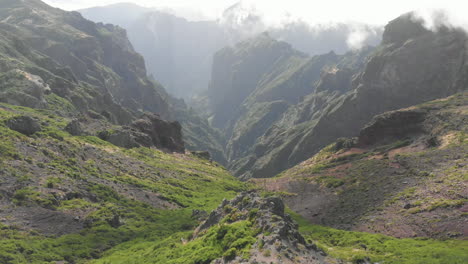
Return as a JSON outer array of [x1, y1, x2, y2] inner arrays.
[[290, 210, 468, 264], [0, 103, 246, 263]]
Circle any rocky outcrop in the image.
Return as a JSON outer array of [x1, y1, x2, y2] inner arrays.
[[99, 128, 149, 149], [99, 113, 185, 152], [381, 13, 429, 44], [64, 119, 84, 136], [358, 109, 427, 146], [0, 70, 50, 109], [6, 115, 42, 136], [195, 192, 335, 264], [131, 113, 184, 153]]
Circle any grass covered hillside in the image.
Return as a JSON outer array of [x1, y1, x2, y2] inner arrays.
[[0, 95, 466, 264], [290, 210, 468, 264], [254, 92, 468, 240], [0, 102, 246, 263]]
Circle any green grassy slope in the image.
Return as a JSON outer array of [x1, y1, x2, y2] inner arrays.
[[290, 210, 468, 264], [0, 101, 466, 264], [0, 102, 246, 263], [253, 92, 467, 239]]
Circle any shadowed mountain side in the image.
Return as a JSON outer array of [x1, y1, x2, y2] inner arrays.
[[229, 14, 468, 179]]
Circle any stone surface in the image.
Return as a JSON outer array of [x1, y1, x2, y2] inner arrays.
[[6, 115, 42, 136], [131, 113, 185, 153], [195, 191, 336, 264], [64, 119, 84, 136]]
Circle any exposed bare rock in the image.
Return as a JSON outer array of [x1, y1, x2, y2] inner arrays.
[[6, 115, 42, 136], [131, 113, 185, 153], [195, 192, 336, 264], [358, 109, 427, 146], [64, 119, 84, 136], [97, 113, 185, 152]]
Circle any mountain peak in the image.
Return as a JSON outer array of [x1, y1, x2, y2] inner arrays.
[[381, 12, 430, 45]]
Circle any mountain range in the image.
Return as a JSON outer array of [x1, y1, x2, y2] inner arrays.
[[80, 2, 382, 99], [0, 1, 466, 263], [196, 13, 468, 179]]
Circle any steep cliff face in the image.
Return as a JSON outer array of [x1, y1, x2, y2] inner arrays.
[[197, 32, 373, 178], [205, 33, 309, 130], [234, 13, 468, 179], [0, 0, 170, 123]]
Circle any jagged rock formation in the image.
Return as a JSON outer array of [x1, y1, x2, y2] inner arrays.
[[253, 92, 468, 239], [197, 13, 468, 179], [0, 70, 50, 108], [195, 191, 335, 264], [131, 113, 184, 152]]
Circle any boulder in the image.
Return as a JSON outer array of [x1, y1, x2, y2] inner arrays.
[[64, 119, 84, 136], [131, 113, 185, 153], [6, 115, 42, 136]]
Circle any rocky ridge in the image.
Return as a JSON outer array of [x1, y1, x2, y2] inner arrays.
[[195, 191, 335, 264]]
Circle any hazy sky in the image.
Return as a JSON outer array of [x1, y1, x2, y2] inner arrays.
[[43, 0, 468, 28]]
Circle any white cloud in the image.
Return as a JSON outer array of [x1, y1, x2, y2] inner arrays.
[[347, 26, 372, 50], [43, 0, 468, 28]]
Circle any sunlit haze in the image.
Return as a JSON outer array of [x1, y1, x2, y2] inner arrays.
[[43, 0, 468, 28]]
